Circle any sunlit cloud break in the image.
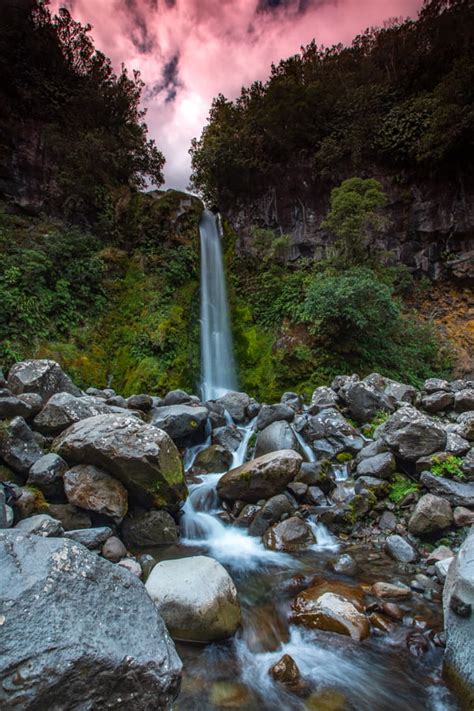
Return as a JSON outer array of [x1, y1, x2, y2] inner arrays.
[[52, 0, 423, 189]]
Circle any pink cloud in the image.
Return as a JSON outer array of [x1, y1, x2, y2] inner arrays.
[[51, 0, 424, 189]]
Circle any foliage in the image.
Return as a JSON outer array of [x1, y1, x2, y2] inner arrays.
[[190, 0, 474, 206], [389, 475, 419, 504], [364, 411, 390, 438], [250, 227, 292, 262], [322, 178, 388, 267], [431, 454, 465, 479], [0, 1, 165, 220], [0, 205, 105, 365]]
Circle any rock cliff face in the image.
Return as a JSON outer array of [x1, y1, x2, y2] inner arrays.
[[228, 168, 474, 280]]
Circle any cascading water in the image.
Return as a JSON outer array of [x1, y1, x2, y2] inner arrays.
[[199, 209, 237, 401]]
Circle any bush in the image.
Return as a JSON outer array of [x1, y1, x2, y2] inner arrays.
[[389, 475, 419, 504], [431, 455, 465, 479]]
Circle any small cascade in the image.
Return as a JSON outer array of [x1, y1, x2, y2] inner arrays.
[[199, 209, 237, 401], [292, 426, 316, 463]]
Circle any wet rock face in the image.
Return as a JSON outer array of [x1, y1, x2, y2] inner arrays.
[[380, 406, 447, 461], [443, 528, 474, 708], [0, 416, 43, 475], [408, 494, 453, 536], [7, 359, 81, 403], [63, 464, 128, 523], [270, 654, 301, 687], [255, 420, 298, 457], [263, 516, 315, 552], [248, 494, 294, 537], [355, 452, 396, 480], [291, 581, 369, 641], [217, 450, 302, 503], [216, 391, 251, 423], [53, 414, 186, 511], [145, 555, 241, 642], [0, 531, 182, 709], [340, 381, 394, 423], [192, 444, 233, 474], [256, 403, 294, 431], [151, 404, 209, 445], [419, 472, 474, 508]]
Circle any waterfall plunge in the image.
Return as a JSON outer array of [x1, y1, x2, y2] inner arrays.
[[199, 209, 237, 400]]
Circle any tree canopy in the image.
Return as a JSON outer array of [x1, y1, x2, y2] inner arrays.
[[190, 0, 474, 207]]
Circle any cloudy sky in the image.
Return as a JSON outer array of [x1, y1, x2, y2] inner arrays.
[[52, 0, 424, 189]]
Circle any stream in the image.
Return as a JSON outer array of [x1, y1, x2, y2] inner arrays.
[[144, 416, 459, 711]]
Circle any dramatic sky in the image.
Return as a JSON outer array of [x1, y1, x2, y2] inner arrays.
[[52, 0, 424, 189]]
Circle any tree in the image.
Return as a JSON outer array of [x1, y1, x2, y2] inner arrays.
[[321, 177, 388, 267]]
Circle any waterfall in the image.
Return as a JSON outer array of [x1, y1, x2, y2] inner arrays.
[[199, 209, 237, 401]]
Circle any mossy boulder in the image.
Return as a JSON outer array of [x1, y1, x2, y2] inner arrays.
[[216, 450, 302, 502], [53, 414, 186, 511]]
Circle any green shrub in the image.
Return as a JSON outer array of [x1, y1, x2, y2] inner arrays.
[[431, 455, 464, 479]]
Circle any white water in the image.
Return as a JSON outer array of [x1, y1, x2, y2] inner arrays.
[[199, 209, 237, 401], [292, 426, 316, 463]]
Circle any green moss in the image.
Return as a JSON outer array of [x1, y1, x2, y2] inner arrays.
[[24, 485, 49, 513], [363, 410, 391, 438], [336, 452, 353, 463], [431, 455, 464, 479], [388, 475, 419, 504]]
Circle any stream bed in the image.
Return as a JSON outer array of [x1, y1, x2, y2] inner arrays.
[[142, 417, 460, 711]]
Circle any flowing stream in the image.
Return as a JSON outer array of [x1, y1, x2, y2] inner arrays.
[[199, 209, 237, 401]]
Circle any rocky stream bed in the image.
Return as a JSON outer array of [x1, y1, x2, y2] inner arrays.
[[1, 359, 473, 710]]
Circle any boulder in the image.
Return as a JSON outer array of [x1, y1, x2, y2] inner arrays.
[[0, 416, 43, 475], [280, 392, 303, 411], [380, 406, 447, 461], [372, 582, 412, 599], [255, 421, 298, 457], [355, 452, 396, 480], [256, 403, 294, 431], [151, 405, 208, 444], [53, 414, 186, 511], [212, 425, 243, 452], [384, 534, 417, 563], [63, 526, 113, 549], [457, 413, 474, 442], [163, 389, 193, 406], [118, 558, 142, 578], [145, 555, 241, 642], [7, 359, 81, 402], [0, 395, 32, 420], [217, 450, 302, 503], [424, 378, 450, 393], [0, 531, 181, 708], [269, 654, 301, 686], [443, 528, 474, 707], [47, 503, 91, 530], [27, 453, 68, 501], [419, 472, 474, 508], [127, 394, 153, 412], [355, 439, 388, 462], [446, 433, 471, 456], [298, 409, 364, 456], [383, 380, 417, 405], [63, 464, 128, 523], [422, 391, 455, 413], [454, 388, 474, 412], [408, 494, 453, 535], [121, 510, 178, 547], [308, 386, 339, 415], [15, 513, 64, 537], [291, 584, 369, 641], [263, 516, 315, 552], [33, 392, 115, 435], [216, 391, 251, 423], [453, 507, 474, 527], [341, 381, 394, 423], [192, 445, 232, 474], [248, 494, 294, 537], [354, 476, 389, 499]]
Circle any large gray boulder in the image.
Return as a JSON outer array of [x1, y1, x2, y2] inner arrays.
[[33, 392, 116, 435], [151, 404, 208, 444], [421, 391, 454, 414], [7, 359, 81, 403], [216, 391, 251, 423], [443, 527, 474, 708], [420, 472, 474, 508], [217, 450, 302, 503], [145, 555, 241, 642], [248, 494, 294, 537], [0, 531, 181, 708], [380, 406, 447, 461], [0, 395, 32, 420], [256, 403, 294, 431], [355, 452, 396, 480], [308, 386, 339, 415], [298, 409, 364, 456], [341, 381, 394, 423], [212, 425, 243, 452], [121, 510, 178, 547], [63, 464, 128, 523], [455, 389, 474, 412], [263, 516, 315, 552], [0, 416, 43, 475], [408, 494, 453, 536], [53, 414, 187, 511], [255, 421, 298, 457]]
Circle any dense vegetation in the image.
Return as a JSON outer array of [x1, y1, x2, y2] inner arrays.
[[190, 0, 474, 206], [0, 0, 164, 220]]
